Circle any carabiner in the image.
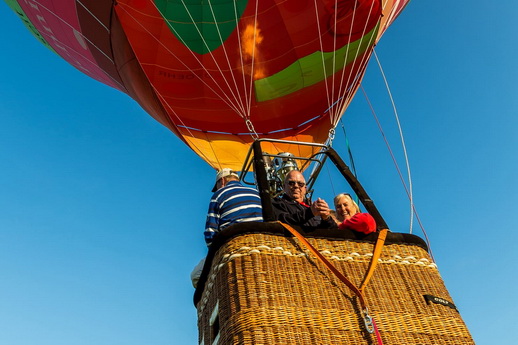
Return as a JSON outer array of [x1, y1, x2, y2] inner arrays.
[[363, 309, 375, 334]]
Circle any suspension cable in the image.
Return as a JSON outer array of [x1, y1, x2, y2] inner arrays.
[[339, 119, 359, 178], [372, 50, 414, 234], [360, 82, 435, 261]]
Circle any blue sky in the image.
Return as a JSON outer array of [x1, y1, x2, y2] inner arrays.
[[1, 1, 516, 344]]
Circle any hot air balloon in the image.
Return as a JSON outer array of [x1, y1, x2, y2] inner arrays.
[[5, 1, 476, 344], [4, 0, 408, 170]]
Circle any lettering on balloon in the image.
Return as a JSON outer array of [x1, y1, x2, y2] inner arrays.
[[158, 70, 212, 80]]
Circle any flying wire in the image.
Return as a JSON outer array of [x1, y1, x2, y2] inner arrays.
[[373, 50, 414, 234], [361, 51, 435, 260], [332, 2, 378, 127]]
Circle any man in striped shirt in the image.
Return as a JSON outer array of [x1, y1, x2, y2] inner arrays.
[[204, 168, 263, 246]]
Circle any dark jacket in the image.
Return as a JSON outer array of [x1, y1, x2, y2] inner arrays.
[[272, 194, 337, 231]]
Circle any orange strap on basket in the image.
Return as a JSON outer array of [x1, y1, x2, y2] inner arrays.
[[360, 228, 388, 293], [277, 221, 387, 343], [277, 221, 368, 307]]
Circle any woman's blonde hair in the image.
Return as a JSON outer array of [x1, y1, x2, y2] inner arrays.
[[333, 193, 361, 216]]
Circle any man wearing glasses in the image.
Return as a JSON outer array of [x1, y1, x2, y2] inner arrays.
[[272, 170, 336, 231]]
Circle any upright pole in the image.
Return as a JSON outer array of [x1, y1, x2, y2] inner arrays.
[[326, 147, 389, 230], [252, 140, 275, 221]]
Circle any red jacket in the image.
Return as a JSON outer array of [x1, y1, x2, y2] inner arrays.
[[338, 213, 376, 234]]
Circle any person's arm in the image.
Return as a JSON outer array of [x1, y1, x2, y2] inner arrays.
[[320, 215, 339, 229], [204, 196, 220, 245], [272, 198, 313, 225]]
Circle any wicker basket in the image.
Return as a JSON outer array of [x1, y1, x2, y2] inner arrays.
[[195, 223, 474, 345]]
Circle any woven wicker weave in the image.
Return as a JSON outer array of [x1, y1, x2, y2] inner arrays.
[[196, 228, 474, 345]]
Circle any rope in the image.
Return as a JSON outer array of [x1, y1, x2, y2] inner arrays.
[[340, 119, 359, 178], [116, 2, 249, 166], [122, 0, 262, 140], [373, 50, 415, 234], [331, 2, 378, 126], [312, 0, 381, 128], [333, 1, 381, 126], [325, 164, 336, 197], [117, 2, 246, 117], [360, 62, 435, 261], [153, 90, 220, 166]]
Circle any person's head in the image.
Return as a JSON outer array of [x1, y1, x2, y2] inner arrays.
[[283, 170, 306, 203], [334, 193, 360, 222], [212, 168, 239, 192]]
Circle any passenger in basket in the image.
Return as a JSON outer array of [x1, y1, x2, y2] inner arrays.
[[204, 168, 263, 246], [333, 193, 377, 234], [272, 170, 336, 231]]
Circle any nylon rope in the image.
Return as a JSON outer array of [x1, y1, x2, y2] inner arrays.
[[187, 0, 258, 141], [115, 3, 224, 167], [329, 1, 342, 121], [360, 85, 435, 261], [331, 1, 359, 124], [340, 119, 359, 178], [247, 0, 260, 119], [330, 1, 357, 125], [312, 1, 379, 198], [331, 1, 378, 127], [117, 2, 245, 117], [76, 0, 109, 31], [380, 0, 403, 34], [153, 87, 220, 167], [313, 0, 332, 114], [244, 0, 261, 139], [337, 119, 361, 206], [166, 0, 247, 116], [206, 0, 260, 139], [314, 0, 379, 147], [324, 51, 372, 148], [277, 221, 385, 344], [325, 164, 336, 197], [232, 2, 248, 114], [117, 2, 251, 167], [373, 50, 415, 234], [205, 0, 248, 117], [150, 0, 260, 140]]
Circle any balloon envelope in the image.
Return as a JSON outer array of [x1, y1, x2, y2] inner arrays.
[[5, 0, 409, 170]]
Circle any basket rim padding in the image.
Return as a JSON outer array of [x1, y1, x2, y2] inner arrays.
[[193, 222, 427, 305]]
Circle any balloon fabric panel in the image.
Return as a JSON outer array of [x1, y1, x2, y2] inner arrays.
[[10, 0, 123, 90]]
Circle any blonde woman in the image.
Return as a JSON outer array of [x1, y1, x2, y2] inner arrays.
[[333, 193, 376, 234]]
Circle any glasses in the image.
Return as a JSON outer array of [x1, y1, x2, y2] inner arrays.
[[287, 180, 306, 188]]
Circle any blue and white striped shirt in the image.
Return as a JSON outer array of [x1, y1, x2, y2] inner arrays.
[[204, 181, 263, 245]]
